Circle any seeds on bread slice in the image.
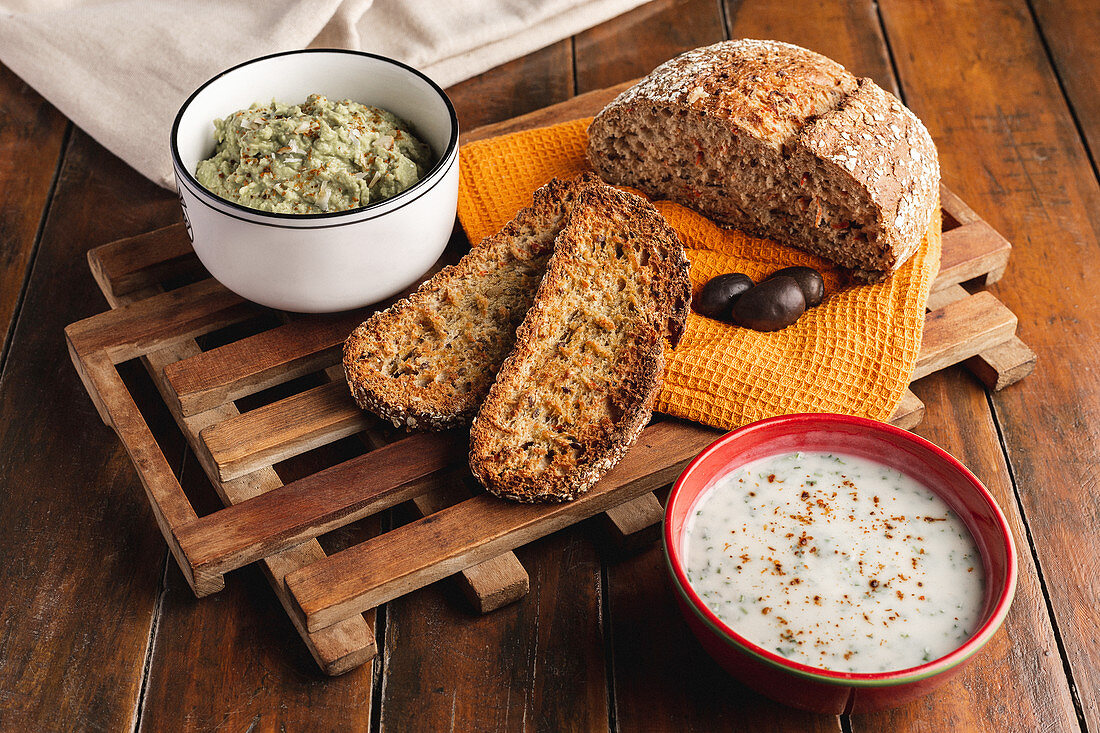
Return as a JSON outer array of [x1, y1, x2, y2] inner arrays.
[[469, 184, 691, 502], [343, 175, 598, 429]]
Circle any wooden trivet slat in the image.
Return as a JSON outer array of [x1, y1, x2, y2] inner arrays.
[[177, 431, 467, 576], [286, 419, 719, 632], [913, 292, 1017, 380], [163, 310, 365, 417], [66, 86, 1036, 675], [76, 273, 376, 675], [199, 381, 372, 482]]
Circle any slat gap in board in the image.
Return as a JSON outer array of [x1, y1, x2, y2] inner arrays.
[[176, 431, 467, 576], [912, 292, 1017, 381], [930, 220, 1011, 293], [285, 420, 722, 632], [86, 222, 202, 298], [164, 309, 365, 416], [174, 344, 342, 417], [198, 381, 370, 481], [66, 278, 256, 363]]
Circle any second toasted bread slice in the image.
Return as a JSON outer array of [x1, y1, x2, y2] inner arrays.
[[469, 184, 691, 502], [344, 175, 597, 429]]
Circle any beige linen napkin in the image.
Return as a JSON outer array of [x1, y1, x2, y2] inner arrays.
[[0, 0, 648, 188]]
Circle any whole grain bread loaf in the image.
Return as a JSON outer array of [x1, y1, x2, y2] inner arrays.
[[586, 39, 940, 281], [343, 175, 597, 429], [469, 184, 691, 503]]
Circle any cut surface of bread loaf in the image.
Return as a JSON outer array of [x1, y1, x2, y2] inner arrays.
[[344, 175, 598, 429], [469, 184, 691, 503], [586, 39, 940, 282]]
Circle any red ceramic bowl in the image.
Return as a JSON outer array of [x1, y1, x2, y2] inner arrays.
[[663, 413, 1017, 714]]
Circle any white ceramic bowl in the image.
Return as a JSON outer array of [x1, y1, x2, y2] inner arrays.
[[171, 50, 459, 312]]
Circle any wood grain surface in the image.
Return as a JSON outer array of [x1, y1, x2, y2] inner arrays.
[[0, 129, 180, 731], [0, 65, 68, 359], [878, 0, 1100, 728], [1030, 0, 1100, 169], [1, 0, 1096, 730]]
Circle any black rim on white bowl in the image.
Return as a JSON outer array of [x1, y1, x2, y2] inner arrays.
[[170, 48, 460, 230]]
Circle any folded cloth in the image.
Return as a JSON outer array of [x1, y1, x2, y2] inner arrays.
[[0, 0, 647, 188], [457, 118, 942, 431]]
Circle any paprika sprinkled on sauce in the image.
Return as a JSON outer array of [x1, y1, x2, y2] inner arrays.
[[682, 452, 984, 673]]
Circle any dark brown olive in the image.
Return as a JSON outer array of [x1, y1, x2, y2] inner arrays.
[[733, 276, 806, 331], [693, 273, 754, 321], [767, 266, 825, 308]]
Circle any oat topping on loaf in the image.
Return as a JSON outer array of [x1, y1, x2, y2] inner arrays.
[[469, 184, 690, 503], [799, 78, 936, 270], [610, 39, 856, 145], [343, 174, 600, 429], [587, 39, 939, 281]]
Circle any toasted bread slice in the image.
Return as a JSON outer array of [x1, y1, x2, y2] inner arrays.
[[469, 184, 691, 502], [343, 175, 598, 429]]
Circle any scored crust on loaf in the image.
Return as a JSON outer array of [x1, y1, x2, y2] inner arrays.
[[343, 174, 600, 430], [469, 184, 691, 503], [586, 39, 940, 281]]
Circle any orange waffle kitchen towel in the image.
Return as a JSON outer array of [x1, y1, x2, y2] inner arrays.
[[456, 118, 941, 431]]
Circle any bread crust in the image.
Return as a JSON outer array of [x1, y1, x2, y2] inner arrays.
[[343, 175, 599, 429], [469, 184, 690, 502], [586, 39, 939, 281], [798, 77, 937, 277], [601, 39, 856, 148]]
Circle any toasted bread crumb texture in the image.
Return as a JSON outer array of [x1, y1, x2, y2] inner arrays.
[[343, 176, 594, 429], [470, 185, 689, 502], [586, 39, 939, 281], [453, 111, 940, 436]]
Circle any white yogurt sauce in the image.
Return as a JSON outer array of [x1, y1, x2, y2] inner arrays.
[[682, 451, 985, 673]]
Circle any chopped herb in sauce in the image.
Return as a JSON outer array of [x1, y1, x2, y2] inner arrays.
[[682, 452, 985, 673]]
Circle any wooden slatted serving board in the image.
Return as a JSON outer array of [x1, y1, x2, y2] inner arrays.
[[65, 83, 1035, 675]]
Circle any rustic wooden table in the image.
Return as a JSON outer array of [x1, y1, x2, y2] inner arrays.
[[1, 0, 1095, 730]]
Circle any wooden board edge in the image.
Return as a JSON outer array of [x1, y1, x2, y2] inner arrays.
[[63, 335, 217, 596], [459, 79, 635, 145], [889, 389, 926, 431], [86, 285, 378, 674]]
